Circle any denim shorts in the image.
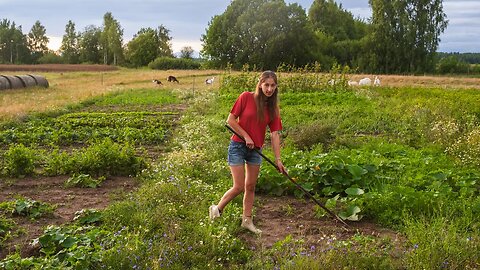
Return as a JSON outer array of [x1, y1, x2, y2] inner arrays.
[[227, 140, 262, 166]]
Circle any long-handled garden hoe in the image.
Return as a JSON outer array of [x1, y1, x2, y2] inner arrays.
[[225, 125, 350, 228]]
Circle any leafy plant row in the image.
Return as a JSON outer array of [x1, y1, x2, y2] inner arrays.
[[0, 139, 147, 178], [0, 111, 177, 147]]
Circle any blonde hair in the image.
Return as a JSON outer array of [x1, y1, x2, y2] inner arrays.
[[254, 70, 279, 123]]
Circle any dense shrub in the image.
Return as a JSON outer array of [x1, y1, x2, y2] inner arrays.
[[288, 121, 335, 150], [38, 53, 65, 64], [2, 144, 37, 177], [148, 57, 201, 70], [436, 56, 469, 74]]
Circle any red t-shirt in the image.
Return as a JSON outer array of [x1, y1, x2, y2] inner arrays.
[[230, 91, 282, 148]]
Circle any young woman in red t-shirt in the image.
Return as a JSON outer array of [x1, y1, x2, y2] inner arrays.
[[209, 71, 286, 234]]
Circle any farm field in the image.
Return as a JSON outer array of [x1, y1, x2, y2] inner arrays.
[[0, 66, 479, 269]]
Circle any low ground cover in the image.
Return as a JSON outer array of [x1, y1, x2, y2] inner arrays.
[[0, 67, 479, 269]]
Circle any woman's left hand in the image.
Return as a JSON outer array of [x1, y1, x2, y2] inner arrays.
[[276, 160, 287, 175]]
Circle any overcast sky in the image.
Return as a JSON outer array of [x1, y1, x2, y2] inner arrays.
[[1, 0, 479, 53]]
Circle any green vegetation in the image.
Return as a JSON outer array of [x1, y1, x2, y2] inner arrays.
[[1, 70, 479, 269], [149, 57, 202, 70], [1, 0, 457, 75], [0, 197, 55, 219]]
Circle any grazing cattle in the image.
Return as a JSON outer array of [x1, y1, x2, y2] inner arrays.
[[374, 76, 381, 86], [152, 79, 163, 85], [167, 75, 179, 83], [205, 77, 215, 85]]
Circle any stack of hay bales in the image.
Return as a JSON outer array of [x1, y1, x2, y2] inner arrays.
[[0, 74, 49, 90]]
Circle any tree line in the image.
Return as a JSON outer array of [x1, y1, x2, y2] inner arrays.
[[0, 12, 195, 68], [0, 0, 472, 75], [202, 0, 451, 74]]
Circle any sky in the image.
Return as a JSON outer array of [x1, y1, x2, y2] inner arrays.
[[1, 0, 479, 54]]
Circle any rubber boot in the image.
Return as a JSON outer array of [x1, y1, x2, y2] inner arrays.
[[241, 216, 262, 234]]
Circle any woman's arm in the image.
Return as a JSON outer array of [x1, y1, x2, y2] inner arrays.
[[271, 131, 286, 174], [226, 113, 255, 149]]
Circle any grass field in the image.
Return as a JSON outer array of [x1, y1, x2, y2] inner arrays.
[[0, 66, 479, 269]]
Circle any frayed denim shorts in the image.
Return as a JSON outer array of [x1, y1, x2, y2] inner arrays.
[[227, 140, 262, 166]]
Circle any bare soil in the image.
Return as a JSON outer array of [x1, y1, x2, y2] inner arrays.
[[239, 195, 404, 254], [0, 176, 138, 259]]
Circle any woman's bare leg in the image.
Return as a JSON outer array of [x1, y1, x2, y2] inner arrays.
[[242, 164, 260, 217], [217, 165, 245, 211]]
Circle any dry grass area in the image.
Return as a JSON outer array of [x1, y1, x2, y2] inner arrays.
[[349, 74, 480, 89], [1, 64, 479, 121], [0, 68, 221, 121]]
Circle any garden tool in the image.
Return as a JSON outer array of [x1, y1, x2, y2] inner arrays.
[[225, 124, 349, 228]]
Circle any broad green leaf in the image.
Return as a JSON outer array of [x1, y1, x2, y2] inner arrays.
[[339, 205, 362, 221], [345, 187, 365, 196], [61, 236, 77, 248], [347, 164, 367, 179], [301, 182, 313, 192]]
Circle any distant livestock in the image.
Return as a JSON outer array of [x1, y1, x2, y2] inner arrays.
[[152, 79, 163, 85], [205, 77, 215, 85], [167, 75, 179, 83], [348, 80, 358, 86], [374, 76, 381, 86], [358, 77, 372, 86], [0, 74, 49, 90]]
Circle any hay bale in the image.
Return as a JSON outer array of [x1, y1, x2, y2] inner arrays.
[[0, 75, 10, 90]]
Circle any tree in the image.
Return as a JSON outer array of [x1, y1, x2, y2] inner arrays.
[[201, 0, 317, 70], [156, 25, 173, 58], [125, 26, 173, 67], [309, 0, 366, 41], [369, 0, 448, 73], [308, 0, 369, 69], [60, 20, 79, 63], [180, 46, 194, 59], [27, 20, 49, 63], [0, 19, 30, 64], [101, 12, 124, 65], [78, 25, 102, 64], [125, 28, 159, 67]]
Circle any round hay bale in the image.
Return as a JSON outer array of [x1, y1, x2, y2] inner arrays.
[[2, 75, 24, 89], [27, 74, 49, 88], [0, 75, 10, 90], [16, 75, 36, 88]]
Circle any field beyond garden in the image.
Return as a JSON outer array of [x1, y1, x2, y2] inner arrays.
[[0, 66, 479, 269]]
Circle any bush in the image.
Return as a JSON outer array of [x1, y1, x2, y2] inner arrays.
[[436, 56, 469, 74], [446, 127, 480, 166], [288, 121, 335, 150], [71, 139, 147, 177], [38, 52, 65, 64], [148, 57, 201, 70], [2, 144, 38, 177]]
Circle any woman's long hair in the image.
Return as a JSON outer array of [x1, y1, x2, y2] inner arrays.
[[254, 70, 279, 123]]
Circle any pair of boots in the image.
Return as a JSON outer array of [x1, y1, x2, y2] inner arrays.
[[209, 205, 262, 234]]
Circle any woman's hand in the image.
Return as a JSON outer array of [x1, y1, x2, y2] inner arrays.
[[245, 137, 255, 149], [276, 159, 287, 175]]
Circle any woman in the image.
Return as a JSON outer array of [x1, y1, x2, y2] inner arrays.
[[209, 70, 286, 234]]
